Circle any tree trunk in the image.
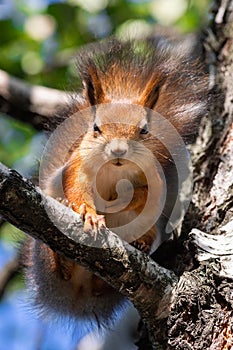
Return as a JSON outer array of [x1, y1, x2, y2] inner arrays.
[[162, 1, 233, 348]]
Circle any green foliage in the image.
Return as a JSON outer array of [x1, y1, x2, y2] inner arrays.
[[0, 116, 35, 168], [0, 0, 210, 88], [177, 0, 211, 32], [0, 223, 25, 249], [0, 116, 34, 268]]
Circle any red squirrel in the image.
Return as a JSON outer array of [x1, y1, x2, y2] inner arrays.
[[23, 38, 209, 327]]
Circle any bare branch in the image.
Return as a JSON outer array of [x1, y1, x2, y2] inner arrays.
[[0, 162, 178, 345], [0, 69, 77, 130]]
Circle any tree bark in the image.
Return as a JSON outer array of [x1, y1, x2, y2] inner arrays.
[[164, 1, 233, 348], [191, 0, 233, 232]]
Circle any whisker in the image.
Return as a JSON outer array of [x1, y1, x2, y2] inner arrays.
[[154, 151, 174, 163], [81, 139, 105, 146], [139, 136, 155, 143], [137, 138, 174, 163], [99, 133, 108, 143], [68, 154, 93, 166], [67, 147, 101, 154]]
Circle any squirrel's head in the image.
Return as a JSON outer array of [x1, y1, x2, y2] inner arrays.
[[63, 38, 209, 177], [77, 103, 156, 172], [76, 39, 209, 145]]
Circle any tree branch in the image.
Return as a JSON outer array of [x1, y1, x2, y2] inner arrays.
[[0, 162, 178, 347], [0, 69, 79, 130]]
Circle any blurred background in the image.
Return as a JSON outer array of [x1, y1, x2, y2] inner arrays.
[[0, 0, 210, 349]]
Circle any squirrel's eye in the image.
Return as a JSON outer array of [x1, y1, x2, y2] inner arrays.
[[93, 123, 101, 133], [140, 125, 149, 135]]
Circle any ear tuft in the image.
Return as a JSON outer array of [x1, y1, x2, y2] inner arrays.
[[138, 78, 164, 109], [83, 64, 105, 106]]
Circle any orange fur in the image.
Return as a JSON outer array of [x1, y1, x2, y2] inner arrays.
[[23, 38, 209, 324]]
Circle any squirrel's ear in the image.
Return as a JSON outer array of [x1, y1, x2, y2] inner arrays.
[[83, 65, 105, 106], [138, 78, 163, 110]]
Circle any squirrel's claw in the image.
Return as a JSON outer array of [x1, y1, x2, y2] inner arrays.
[[80, 204, 106, 239], [83, 213, 96, 235], [56, 197, 73, 208], [79, 203, 87, 221], [131, 239, 150, 254]]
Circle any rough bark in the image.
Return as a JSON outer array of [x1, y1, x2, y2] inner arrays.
[[191, 0, 233, 232], [164, 1, 233, 349]]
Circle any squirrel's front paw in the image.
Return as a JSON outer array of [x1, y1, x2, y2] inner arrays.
[[131, 239, 151, 254], [79, 204, 106, 239], [56, 197, 73, 208]]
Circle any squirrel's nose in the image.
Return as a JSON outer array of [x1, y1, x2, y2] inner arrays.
[[111, 149, 127, 157], [109, 139, 128, 157]]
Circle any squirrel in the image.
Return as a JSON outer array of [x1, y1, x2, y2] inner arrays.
[[23, 38, 209, 328]]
